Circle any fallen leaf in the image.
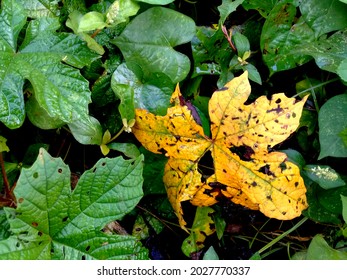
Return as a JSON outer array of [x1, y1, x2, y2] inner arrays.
[[133, 71, 308, 230]]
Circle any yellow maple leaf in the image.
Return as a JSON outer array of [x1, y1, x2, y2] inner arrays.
[[132, 71, 308, 231]]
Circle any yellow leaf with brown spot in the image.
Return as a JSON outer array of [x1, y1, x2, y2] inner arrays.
[[132, 71, 308, 230]]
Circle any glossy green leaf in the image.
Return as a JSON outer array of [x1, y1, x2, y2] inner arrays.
[[294, 29, 347, 74], [318, 94, 347, 159], [111, 63, 173, 115], [218, 0, 245, 25], [0, 2, 99, 129], [299, 0, 347, 37], [17, 0, 60, 18], [306, 234, 347, 260], [112, 7, 195, 84], [304, 165, 345, 189], [0, 149, 147, 260], [260, 1, 315, 74], [107, 142, 141, 159], [78, 12, 106, 32], [68, 115, 103, 145]]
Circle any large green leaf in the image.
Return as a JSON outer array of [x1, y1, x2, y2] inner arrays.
[[306, 234, 347, 260], [112, 7, 196, 84], [299, 0, 347, 37], [17, 0, 60, 18], [0, 149, 147, 260], [318, 94, 347, 159], [260, 1, 314, 74], [0, 1, 99, 129]]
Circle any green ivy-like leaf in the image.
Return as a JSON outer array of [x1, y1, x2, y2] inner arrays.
[[306, 234, 347, 260], [112, 7, 196, 84], [0, 1, 99, 129], [0, 149, 147, 260], [318, 94, 347, 159], [68, 115, 103, 145]]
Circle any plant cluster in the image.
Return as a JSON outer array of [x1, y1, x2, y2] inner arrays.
[[1, 0, 347, 259]]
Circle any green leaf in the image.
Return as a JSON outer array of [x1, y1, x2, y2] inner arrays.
[[111, 63, 173, 115], [294, 29, 347, 74], [78, 11, 106, 32], [0, 136, 10, 153], [111, 79, 135, 125], [306, 234, 347, 260], [318, 94, 347, 159], [218, 0, 245, 25], [242, 0, 277, 18], [181, 207, 215, 257], [304, 165, 346, 189], [107, 142, 141, 159], [0, 4, 100, 129], [337, 58, 347, 82], [260, 1, 315, 75], [341, 195, 347, 224], [0, 149, 147, 260], [112, 7, 196, 84], [203, 246, 219, 260], [68, 115, 103, 145], [281, 149, 306, 169], [0, 209, 10, 241], [340, 127, 347, 147], [299, 0, 347, 38], [106, 0, 140, 27], [17, 0, 60, 18]]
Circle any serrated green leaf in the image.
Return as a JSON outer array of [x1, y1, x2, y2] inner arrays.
[[218, 0, 245, 25], [112, 7, 195, 84], [17, 0, 60, 18], [0, 149, 147, 259], [68, 115, 103, 145], [0, 3, 100, 129], [318, 94, 347, 159]]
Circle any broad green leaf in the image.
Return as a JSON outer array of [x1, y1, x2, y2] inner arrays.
[[112, 7, 196, 84], [0, 149, 147, 260], [26, 94, 66, 129], [111, 63, 173, 115], [304, 165, 345, 189], [0, 3, 100, 129], [17, 0, 60, 18], [107, 143, 141, 159], [68, 115, 103, 145], [294, 29, 347, 74], [0, 136, 10, 152], [337, 58, 347, 82], [318, 94, 347, 159], [299, 0, 347, 38], [106, 0, 140, 26], [281, 149, 306, 169], [341, 195, 347, 224], [218, 0, 245, 25], [0, 209, 10, 241], [181, 207, 215, 256], [306, 234, 347, 260], [260, 1, 314, 74]]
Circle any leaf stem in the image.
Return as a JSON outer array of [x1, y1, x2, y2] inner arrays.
[[255, 216, 308, 257], [108, 126, 125, 144]]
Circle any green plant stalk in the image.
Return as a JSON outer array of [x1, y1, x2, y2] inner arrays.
[[256, 217, 308, 256], [293, 78, 339, 98]]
